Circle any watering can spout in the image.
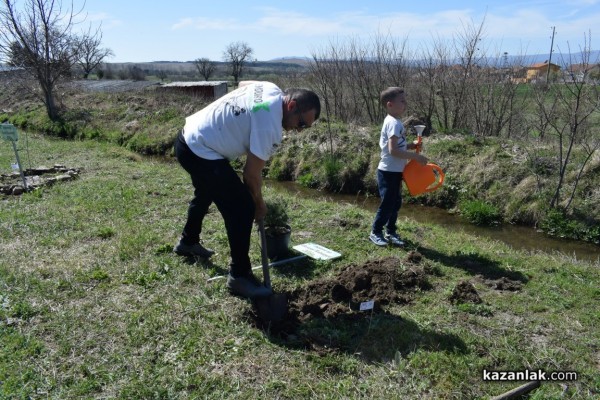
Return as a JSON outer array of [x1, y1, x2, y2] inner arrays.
[[414, 125, 425, 154]]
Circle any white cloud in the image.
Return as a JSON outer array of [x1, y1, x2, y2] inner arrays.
[[171, 17, 245, 31], [566, 0, 599, 5], [169, 5, 598, 56], [255, 10, 351, 36], [82, 12, 122, 29]]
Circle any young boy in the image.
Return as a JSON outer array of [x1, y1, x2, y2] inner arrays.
[[370, 87, 428, 247]]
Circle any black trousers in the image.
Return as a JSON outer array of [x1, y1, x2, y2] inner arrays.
[[175, 131, 255, 276]]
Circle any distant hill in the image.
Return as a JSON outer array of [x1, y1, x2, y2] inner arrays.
[[105, 59, 308, 72], [265, 51, 600, 67], [88, 50, 600, 69], [267, 57, 312, 66], [493, 51, 600, 67]]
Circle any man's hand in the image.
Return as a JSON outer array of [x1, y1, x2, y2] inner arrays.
[[254, 199, 267, 221]]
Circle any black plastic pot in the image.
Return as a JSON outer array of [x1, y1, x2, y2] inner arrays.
[[265, 224, 291, 260]]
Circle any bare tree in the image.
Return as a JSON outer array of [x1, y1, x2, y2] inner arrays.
[[128, 64, 145, 81], [446, 20, 487, 132], [156, 69, 167, 81], [547, 38, 599, 211], [0, 0, 103, 120], [100, 62, 113, 79], [410, 45, 442, 131], [309, 39, 351, 123], [76, 28, 113, 79], [309, 32, 410, 125], [222, 41, 253, 86], [194, 57, 215, 80], [526, 33, 600, 215]]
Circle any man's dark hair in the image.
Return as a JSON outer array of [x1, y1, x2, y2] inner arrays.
[[284, 88, 321, 120], [380, 87, 405, 106]]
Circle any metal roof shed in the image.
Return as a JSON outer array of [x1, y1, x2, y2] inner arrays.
[[158, 81, 228, 99]]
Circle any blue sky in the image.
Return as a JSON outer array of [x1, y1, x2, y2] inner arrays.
[[74, 0, 599, 62]]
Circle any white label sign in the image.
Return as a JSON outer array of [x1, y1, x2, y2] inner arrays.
[[359, 300, 375, 311], [292, 243, 342, 260]]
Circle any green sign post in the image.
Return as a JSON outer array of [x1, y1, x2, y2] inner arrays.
[[1, 123, 28, 191], [0, 123, 19, 141]]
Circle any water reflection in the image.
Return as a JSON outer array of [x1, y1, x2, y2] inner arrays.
[[268, 180, 600, 264]]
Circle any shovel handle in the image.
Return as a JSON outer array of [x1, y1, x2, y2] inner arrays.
[[257, 220, 271, 289]]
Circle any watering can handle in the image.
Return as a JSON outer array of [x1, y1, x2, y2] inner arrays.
[[423, 164, 445, 193]]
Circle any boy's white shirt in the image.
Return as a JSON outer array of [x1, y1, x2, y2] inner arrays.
[[378, 114, 407, 172], [183, 82, 283, 161]]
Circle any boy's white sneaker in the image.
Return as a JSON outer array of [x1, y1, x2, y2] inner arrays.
[[369, 232, 388, 247], [385, 232, 405, 247]]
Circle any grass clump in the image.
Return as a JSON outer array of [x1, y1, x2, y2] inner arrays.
[[540, 208, 600, 243], [459, 199, 502, 226]]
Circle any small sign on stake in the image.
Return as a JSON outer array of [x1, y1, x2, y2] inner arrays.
[[1, 123, 18, 142], [1, 123, 27, 190], [359, 300, 375, 311]]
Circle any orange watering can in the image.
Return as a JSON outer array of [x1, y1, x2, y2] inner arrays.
[[403, 125, 445, 196]]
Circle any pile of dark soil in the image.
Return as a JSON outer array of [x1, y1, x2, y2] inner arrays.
[[449, 280, 482, 304], [250, 255, 431, 345], [289, 257, 430, 320]]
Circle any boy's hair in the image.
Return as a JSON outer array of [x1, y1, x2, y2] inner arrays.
[[380, 87, 405, 106]]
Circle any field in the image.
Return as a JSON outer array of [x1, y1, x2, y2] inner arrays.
[[1, 134, 598, 399]]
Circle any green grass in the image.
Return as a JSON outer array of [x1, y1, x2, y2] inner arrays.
[[459, 200, 502, 225], [1, 134, 599, 399]]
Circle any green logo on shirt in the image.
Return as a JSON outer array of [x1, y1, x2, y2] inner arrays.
[[252, 102, 270, 112]]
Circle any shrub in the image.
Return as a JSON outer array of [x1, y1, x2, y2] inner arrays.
[[460, 200, 502, 225], [264, 196, 289, 227], [321, 155, 343, 191], [297, 172, 318, 188], [539, 208, 599, 243], [267, 157, 295, 181]]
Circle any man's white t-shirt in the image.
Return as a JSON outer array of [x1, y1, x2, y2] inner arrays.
[[377, 115, 407, 172], [183, 82, 283, 161]]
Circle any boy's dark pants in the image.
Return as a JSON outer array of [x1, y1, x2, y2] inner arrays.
[[372, 169, 403, 234], [175, 131, 254, 277]]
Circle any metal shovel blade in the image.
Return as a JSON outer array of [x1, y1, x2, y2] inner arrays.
[[254, 293, 287, 322], [255, 220, 288, 323]]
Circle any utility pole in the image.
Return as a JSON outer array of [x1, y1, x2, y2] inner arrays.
[[546, 26, 556, 82]]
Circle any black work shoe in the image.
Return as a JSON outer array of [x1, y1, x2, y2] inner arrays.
[[227, 273, 272, 299], [173, 241, 215, 258]]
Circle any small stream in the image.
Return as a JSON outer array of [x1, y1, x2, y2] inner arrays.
[[268, 180, 600, 264]]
